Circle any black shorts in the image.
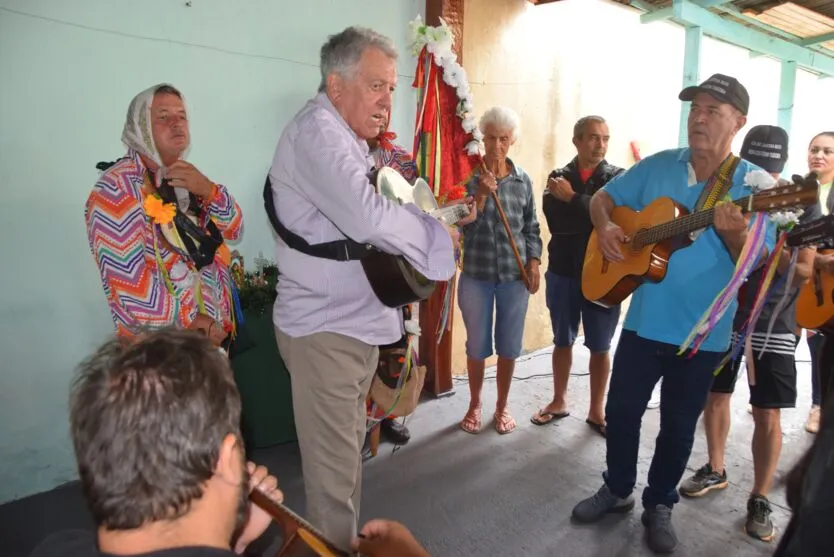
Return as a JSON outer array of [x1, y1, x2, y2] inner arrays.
[[711, 338, 798, 409]]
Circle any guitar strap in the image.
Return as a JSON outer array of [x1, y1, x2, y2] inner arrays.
[[694, 154, 741, 212], [263, 175, 373, 262], [687, 154, 740, 241]]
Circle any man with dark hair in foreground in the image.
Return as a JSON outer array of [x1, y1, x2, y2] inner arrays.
[[29, 329, 428, 557]]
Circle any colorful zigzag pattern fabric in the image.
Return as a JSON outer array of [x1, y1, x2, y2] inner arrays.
[[85, 149, 243, 337]]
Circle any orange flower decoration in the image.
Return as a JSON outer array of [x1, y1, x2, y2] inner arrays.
[[144, 194, 176, 225]]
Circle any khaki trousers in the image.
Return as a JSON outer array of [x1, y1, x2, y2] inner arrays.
[[275, 327, 377, 552]]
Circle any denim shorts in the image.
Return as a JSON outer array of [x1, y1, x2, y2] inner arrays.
[[457, 273, 529, 360], [544, 270, 620, 353]]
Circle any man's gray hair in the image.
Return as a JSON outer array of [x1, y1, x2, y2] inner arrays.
[[479, 106, 521, 139], [574, 115, 606, 140], [318, 26, 398, 92]]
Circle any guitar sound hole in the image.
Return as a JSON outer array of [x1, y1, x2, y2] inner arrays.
[[629, 229, 649, 253]]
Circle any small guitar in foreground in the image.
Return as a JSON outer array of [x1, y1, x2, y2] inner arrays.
[[582, 176, 820, 307], [796, 247, 834, 333], [249, 489, 350, 557], [362, 166, 471, 308], [785, 215, 834, 332]]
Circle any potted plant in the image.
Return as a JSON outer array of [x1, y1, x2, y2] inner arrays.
[[229, 254, 297, 449]]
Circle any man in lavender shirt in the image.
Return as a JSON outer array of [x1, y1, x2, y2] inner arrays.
[[267, 26, 460, 550]]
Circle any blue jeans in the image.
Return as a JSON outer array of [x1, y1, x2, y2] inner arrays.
[[457, 273, 529, 360], [544, 271, 620, 353], [603, 330, 722, 509]]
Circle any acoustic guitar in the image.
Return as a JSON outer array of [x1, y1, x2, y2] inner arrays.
[[249, 489, 350, 557], [581, 176, 820, 307], [796, 248, 834, 333], [362, 166, 471, 308]]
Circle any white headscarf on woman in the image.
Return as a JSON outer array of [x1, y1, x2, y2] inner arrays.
[[122, 83, 192, 209]]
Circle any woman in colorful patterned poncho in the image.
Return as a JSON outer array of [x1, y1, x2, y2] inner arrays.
[[365, 111, 418, 448], [85, 84, 243, 346], [367, 111, 418, 184]]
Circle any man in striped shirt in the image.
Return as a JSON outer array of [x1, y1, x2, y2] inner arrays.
[[679, 125, 820, 543]]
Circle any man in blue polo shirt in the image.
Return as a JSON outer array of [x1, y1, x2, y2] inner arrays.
[[571, 74, 777, 554], [678, 125, 820, 544]]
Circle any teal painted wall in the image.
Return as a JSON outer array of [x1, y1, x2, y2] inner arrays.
[[0, 0, 422, 503]]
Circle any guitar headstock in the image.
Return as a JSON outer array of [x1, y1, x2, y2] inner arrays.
[[432, 203, 471, 225], [787, 214, 834, 248], [748, 172, 820, 213]]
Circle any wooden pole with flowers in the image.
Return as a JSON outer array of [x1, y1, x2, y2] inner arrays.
[[409, 16, 482, 395]]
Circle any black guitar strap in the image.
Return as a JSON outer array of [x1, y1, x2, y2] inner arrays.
[[263, 175, 373, 262]]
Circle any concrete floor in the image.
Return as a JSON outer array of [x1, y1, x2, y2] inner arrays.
[[1, 329, 817, 557]]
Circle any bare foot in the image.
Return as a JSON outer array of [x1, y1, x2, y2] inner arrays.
[[460, 404, 482, 434]]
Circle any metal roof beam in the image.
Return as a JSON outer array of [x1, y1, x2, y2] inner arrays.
[[629, 0, 655, 12], [671, 1, 834, 76], [800, 31, 834, 47], [693, 0, 733, 7], [711, 5, 833, 60], [641, 5, 676, 24]]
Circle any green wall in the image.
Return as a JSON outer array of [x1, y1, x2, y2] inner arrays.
[[0, 0, 422, 503]]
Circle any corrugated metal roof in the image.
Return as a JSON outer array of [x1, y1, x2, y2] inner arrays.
[[611, 1, 834, 57]]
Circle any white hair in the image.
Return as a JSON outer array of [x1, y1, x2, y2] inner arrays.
[[318, 26, 398, 92], [479, 106, 521, 140]]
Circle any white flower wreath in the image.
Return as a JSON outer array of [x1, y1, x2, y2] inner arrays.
[[409, 15, 482, 155], [743, 169, 803, 230]]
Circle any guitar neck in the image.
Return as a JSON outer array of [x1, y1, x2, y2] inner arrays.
[[430, 204, 470, 226], [635, 195, 760, 246], [249, 490, 349, 556]]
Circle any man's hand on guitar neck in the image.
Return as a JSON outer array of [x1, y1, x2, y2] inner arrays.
[[713, 201, 749, 263], [816, 252, 834, 274], [233, 462, 284, 554], [444, 195, 477, 227]]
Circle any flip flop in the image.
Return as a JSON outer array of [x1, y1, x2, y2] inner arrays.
[[586, 419, 607, 438], [494, 410, 517, 434], [530, 409, 570, 425], [460, 405, 482, 434]]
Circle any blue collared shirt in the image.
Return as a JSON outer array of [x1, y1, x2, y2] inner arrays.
[[603, 147, 777, 353]]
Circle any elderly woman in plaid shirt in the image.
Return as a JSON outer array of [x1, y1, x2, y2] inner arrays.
[[458, 106, 543, 435]]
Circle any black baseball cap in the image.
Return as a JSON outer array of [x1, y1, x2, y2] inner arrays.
[[679, 73, 750, 115], [741, 125, 789, 173]]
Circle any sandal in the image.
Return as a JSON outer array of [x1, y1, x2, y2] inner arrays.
[[460, 404, 482, 434], [585, 419, 607, 438], [531, 408, 570, 425], [494, 409, 517, 434]]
